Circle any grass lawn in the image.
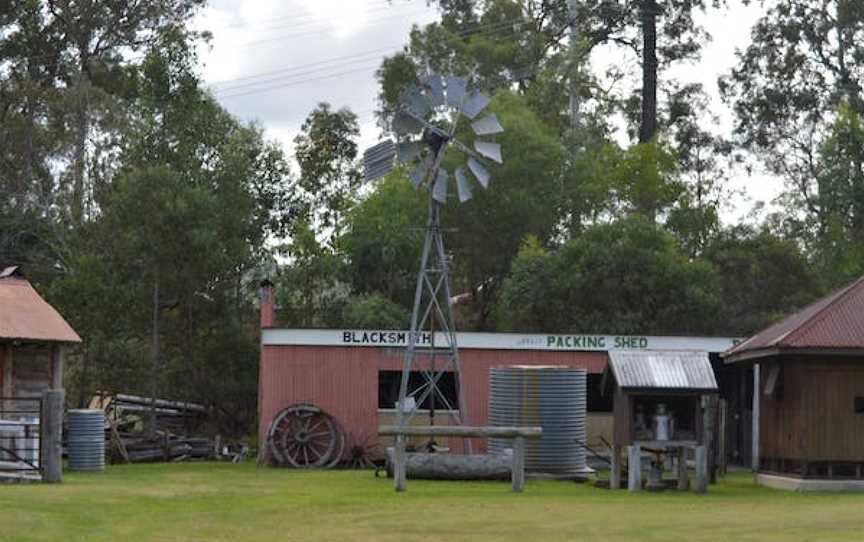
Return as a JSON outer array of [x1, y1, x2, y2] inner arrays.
[[1, 463, 863, 541]]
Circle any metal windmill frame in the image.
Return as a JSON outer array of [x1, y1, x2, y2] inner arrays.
[[363, 74, 504, 442]]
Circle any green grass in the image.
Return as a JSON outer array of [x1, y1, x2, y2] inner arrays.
[[1, 463, 862, 541]]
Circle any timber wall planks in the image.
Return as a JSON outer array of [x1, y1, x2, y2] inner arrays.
[[760, 357, 864, 463], [258, 344, 606, 453]]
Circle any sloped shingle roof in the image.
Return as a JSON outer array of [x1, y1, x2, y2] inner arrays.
[[607, 350, 718, 391], [724, 275, 864, 362], [0, 272, 81, 343]]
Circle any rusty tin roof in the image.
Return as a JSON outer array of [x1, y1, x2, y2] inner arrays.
[[607, 350, 718, 391], [0, 271, 81, 343], [724, 275, 864, 362]]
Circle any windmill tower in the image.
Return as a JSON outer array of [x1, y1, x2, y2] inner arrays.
[[363, 74, 504, 439]]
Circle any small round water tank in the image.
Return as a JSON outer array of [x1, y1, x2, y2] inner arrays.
[[67, 409, 105, 471], [488, 365, 588, 476]]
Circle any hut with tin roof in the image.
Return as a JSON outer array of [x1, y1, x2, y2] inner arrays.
[[724, 275, 864, 491]]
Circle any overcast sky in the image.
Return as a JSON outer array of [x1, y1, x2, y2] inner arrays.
[[193, 0, 777, 223]]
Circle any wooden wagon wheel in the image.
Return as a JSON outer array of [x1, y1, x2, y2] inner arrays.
[[267, 404, 344, 468]]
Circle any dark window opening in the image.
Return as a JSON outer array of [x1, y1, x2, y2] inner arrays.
[[378, 370, 459, 410], [855, 397, 864, 414], [587, 374, 613, 412]]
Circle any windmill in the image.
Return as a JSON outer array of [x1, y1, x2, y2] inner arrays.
[[363, 74, 504, 441]]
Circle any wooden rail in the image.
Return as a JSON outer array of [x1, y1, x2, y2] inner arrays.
[[379, 425, 542, 493]]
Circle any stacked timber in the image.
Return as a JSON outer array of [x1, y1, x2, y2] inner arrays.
[[88, 392, 215, 463]]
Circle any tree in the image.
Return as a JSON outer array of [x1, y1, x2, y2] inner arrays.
[[342, 294, 409, 330], [341, 174, 426, 310], [498, 216, 721, 334], [293, 103, 361, 244], [703, 226, 823, 335], [722, 1, 864, 286], [47, 38, 293, 431]]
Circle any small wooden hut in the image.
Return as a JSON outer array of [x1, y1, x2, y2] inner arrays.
[[604, 350, 718, 492], [724, 275, 864, 491], [0, 266, 80, 402]]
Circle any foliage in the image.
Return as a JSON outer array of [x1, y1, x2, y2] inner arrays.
[[293, 103, 361, 244], [721, 0, 864, 287], [703, 226, 823, 335], [276, 221, 349, 329], [342, 294, 410, 330], [499, 216, 720, 335], [341, 174, 426, 310]]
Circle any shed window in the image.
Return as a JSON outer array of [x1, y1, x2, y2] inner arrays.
[[378, 370, 459, 410], [855, 397, 864, 414]]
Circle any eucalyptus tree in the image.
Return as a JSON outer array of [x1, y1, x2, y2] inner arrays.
[[722, 0, 864, 283]]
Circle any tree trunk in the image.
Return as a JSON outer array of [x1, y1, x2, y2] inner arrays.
[[386, 448, 513, 480], [639, 0, 658, 144]]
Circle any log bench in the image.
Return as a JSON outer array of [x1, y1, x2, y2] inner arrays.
[[378, 425, 542, 492]]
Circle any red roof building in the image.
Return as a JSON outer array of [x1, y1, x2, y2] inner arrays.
[[724, 275, 864, 491]]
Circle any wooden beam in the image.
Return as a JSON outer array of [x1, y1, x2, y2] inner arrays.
[[394, 436, 406, 492], [752, 363, 760, 472], [627, 444, 641, 492], [41, 389, 64, 483], [379, 425, 542, 439], [677, 446, 688, 491], [2, 344, 13, 412], [511, 436, 525, 492], [50, 344, 64, 390], [695, 445, 708, 493], [610, 445, 621, 490]]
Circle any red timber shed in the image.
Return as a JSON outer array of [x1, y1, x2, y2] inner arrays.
[[258, 284, 740, 458], [0, 266, 80, 407], [724, 275, 864, 491]]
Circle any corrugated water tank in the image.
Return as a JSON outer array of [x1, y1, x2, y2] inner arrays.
[[488, 365, 588, 476], [67, 409, 105, 471]]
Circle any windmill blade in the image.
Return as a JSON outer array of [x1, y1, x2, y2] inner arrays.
[[425, 74, 446, 107], [474, 141, 503, 164], [403, 84, 431, 118], [397, 141, 422, 164], [471, 114, 504, 136], [445, 75, 467, 108], [392, 112, 423, 135], [455, 167, 473, 203], [467, 157, 490, 189], [362, 140, 396, 182], [432, 168, 449, 204], [462, 91, 491, 119], [409, 156, 432, 189]]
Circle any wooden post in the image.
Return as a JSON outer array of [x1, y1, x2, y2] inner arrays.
[[752, 363, 760, 472], [677, 446, 688, 491], [695, 445, 708, 493], [41, 389, 64, 483], [50, 344, 64, 390], [718, 399, 728, 477], [512, 436, 525, 492], [394, 435, 407, 492], [2, 344, 13, 412], [610, 445, 621, 490], [627, 444, 641, 492]]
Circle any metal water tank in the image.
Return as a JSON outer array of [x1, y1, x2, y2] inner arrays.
[[489, 365, 588, 476], [67, 409, 105, 471]]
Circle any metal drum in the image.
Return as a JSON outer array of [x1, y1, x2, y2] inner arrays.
[[489, 365, 588, 476], [67, 409, 105, 471]]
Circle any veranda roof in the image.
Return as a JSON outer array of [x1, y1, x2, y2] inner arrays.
[[724, 275, 864, 363]]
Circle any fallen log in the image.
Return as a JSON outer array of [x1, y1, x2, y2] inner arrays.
[[385, 448, 513, 481]]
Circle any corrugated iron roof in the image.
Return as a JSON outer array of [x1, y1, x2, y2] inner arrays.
[[607, 350, 718, 390], [0, 276, 81, 343], [724, 275, 864, 361]]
